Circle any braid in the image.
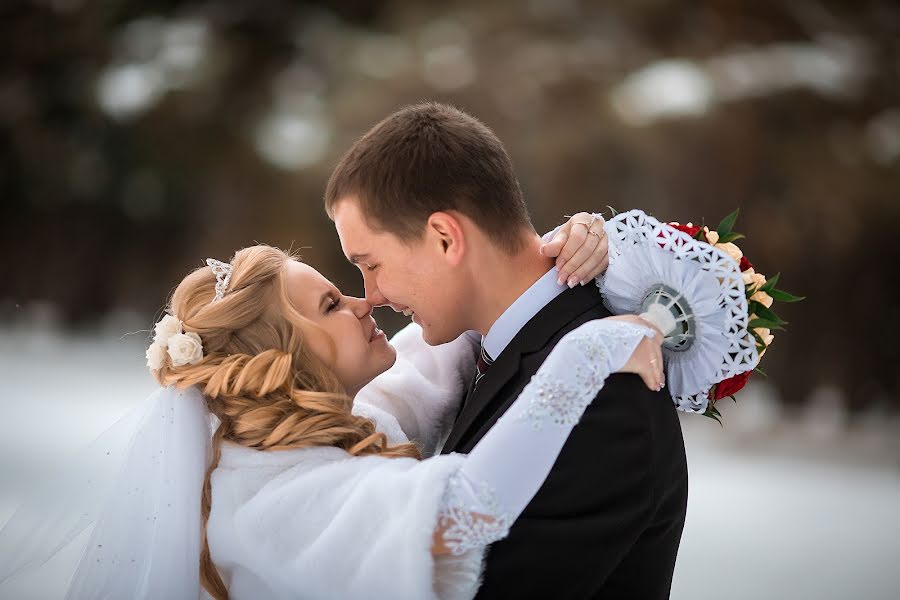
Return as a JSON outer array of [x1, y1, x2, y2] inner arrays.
[[152, 245, 420, 600], [199, 425, 228, 600]]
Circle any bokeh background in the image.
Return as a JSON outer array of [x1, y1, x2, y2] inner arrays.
[[2, 1, 899, 599]]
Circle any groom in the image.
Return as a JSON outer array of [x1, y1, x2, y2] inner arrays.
[[325, 103, 687, 598]]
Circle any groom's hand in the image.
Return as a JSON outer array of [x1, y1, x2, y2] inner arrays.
[[541, 212, 609, 288]]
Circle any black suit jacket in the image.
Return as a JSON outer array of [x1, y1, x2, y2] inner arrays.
[[441, 283, 688, 599]]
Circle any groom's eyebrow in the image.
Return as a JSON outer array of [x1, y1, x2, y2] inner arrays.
[[347, 253, 369, 264]]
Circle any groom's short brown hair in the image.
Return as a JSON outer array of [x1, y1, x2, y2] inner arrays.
[[324, 102, 534, 253]]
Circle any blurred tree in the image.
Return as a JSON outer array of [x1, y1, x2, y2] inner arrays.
[[2, 0, 898, 408]]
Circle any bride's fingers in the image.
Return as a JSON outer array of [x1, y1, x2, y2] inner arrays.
[[598, 255, 610, 276], [539, 228, 568, 258], [641, 339, 664, 391], [638, 362, 659, 391], [542, 211, 593, 258], [563, 212, 593, 229], [570, 247, 609, 285], [555, 222, 588, 269], [556, 226, 598, 286], [655, 347, 665, 389]]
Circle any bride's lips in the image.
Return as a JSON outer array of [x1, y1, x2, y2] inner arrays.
[[368, 321, 385, 342]]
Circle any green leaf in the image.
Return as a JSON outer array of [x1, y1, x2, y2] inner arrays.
[[754, 367, 768, 378], [750, 330, 766, 352], [717, 232, 746, 244], [729, 395, 737, 403], [716, 208, 740, 237], [749, 328, 767, 347], [749, 318, 785, 331], [769, 289, 805, 303], [693, 229, 707, 241], [750, 302, 787, 325], [703, 404, 724, 426], [760, 272, 780, 293], [607, 205, 618, 217]]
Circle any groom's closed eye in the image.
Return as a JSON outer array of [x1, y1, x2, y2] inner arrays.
[[348, 255, 377, 272]]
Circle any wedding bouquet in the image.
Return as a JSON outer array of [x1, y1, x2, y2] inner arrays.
[[665, 210, 803, 422], [600, 208, 803, 422]]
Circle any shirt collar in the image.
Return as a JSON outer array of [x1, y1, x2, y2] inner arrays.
[[482, 267, 566, 360]]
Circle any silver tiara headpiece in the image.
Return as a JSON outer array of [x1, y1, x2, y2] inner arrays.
[[206, 258, 233, 303]]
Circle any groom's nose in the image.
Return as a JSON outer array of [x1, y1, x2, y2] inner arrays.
[[347, 296, 373, 318], [363, 278, 388, 307]]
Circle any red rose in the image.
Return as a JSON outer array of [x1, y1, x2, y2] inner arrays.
[[711, 370, 752, 400], [739, 256, 754, 272], [668, 223, 703, 239]]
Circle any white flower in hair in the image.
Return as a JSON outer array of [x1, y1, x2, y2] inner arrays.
[[167, 332, 204, 366], [145, 342, 168, 370], [153, 314, 183, 347]]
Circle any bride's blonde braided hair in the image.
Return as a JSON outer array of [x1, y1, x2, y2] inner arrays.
[[152, 245, 420, 600]]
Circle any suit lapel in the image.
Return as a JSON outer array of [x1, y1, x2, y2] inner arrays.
[[445, 341, 522, 452], [442, 284, 608, 453]]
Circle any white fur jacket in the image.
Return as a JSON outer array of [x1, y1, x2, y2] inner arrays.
[[206, 324, 483, 600]]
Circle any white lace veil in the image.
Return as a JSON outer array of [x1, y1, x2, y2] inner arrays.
[[0, 385, 211, 599]]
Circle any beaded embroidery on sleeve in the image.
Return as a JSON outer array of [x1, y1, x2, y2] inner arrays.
[[513, 321, 654, 430], [435, 320, 653, 556]]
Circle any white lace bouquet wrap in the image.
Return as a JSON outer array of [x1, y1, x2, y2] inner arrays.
[[598, 209, 760, 414]]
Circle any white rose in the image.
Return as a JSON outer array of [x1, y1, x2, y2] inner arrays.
[[167, 332, 204, 366], [751, 290, 774, 308], [145, 342, 168, 370], [741, 268, 756, 286], [754, 327, 774, 358], [154, 314, 183, 347], [705, 229, 720, 245], [743, 270, 766, 291], [719, 242, 743, 264]]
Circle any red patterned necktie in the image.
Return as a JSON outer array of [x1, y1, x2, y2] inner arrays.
[[474, 343, 494, 388]]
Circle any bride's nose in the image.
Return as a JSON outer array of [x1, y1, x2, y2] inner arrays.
[[347, 296, 373, 318]]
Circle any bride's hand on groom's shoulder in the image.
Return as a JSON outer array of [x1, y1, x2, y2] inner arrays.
[[606, 315, 666, 392], [540, 212, 609, 288]]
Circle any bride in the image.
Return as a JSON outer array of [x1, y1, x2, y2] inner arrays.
[[0, 238, 665, 599]]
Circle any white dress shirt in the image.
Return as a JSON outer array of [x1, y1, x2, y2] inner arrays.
[[482, 267, 567, 360]]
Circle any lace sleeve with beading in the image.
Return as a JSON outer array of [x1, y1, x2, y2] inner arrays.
[[436, 319, 655, 555]]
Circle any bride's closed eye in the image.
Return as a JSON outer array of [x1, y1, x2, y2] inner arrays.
[[325, 295, 341, 314], [364, 263, 378, 272]]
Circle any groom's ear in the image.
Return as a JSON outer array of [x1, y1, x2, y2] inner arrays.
[[425, 211, 466, 266]]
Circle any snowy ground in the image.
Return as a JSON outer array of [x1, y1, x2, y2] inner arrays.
[[1, 327, 899, 599]]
